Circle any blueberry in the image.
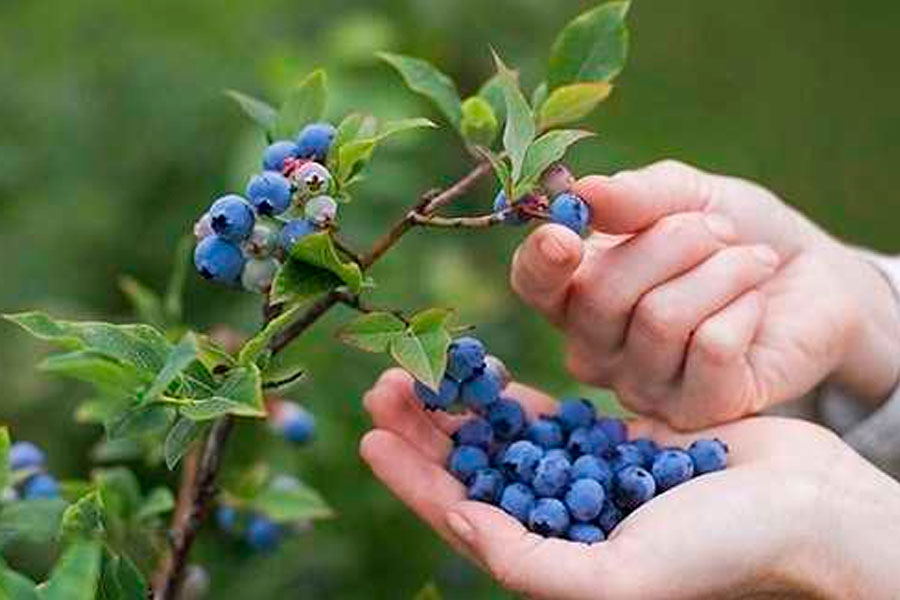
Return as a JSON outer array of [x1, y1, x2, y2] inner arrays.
[[21, 474, 59, 500], [633, 437, 660, 468], [453, 418, 494, 450], [414, 377, 459, 411], [296, 122, 336, 162], [486, 397, 526, 441], [549, 192, 590, 235], [606, 442, 646, 473], [194, 236, 245, 284], [460, 367, 502, 413], [567, 523, 605, 545], [651, 449, 694, 492], [193, 213, 214, 241], [540, 163, 575, 198], [446, 337, 486, 381], [241, 258, 279, 293], [528, 498, 570, 537], [448, 446, 490, 484], [687, 438, 729, 475], [596, 499, 624, 534], [499, 482, 535, 523], [279, 219, 317, 252], [291, 162, 333, 198], [304, 195, 338, 226], [544, 448, 572, 463], [532, 454, 571, 498], [556, 398, 596, 433], [216, 505, 237, 532], [467, 468, 505, 503], [493, 190, 529, 226], [246, 171, 293, 216], [613, 466, 656, 511], [565, 478, 605, 522], [262, 140, 300, 171], [483, 355, 511, 389], [246, 515, 280, 552], [526, 417, 565, 450], [243, 222, 279, 259], [595, 417, 628, 446], [570, 455, 614, 491], [278, 403, 315, 444], [9, 442, 45, 471], [208, 195, 255, 242], [566, 425, 610, 457], [489, 441, 510, 468], [500, 440, 543, 483]]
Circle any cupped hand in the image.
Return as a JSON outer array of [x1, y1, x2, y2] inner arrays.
[[360, 369, 900, 600], [511, 160, 900, 429]]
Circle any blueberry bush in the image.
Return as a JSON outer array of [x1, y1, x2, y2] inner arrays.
[[1, 2, 633, 597]]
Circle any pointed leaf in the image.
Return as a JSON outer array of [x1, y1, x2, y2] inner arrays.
[[212, 364, 266, 417], [164, 418, 203, 470], [251, 481, 334, 523], [538, 82, 612, 130], [98, 549, 147, 600], [0, 560, 38, 600], [531, 81, 549, 113], [238, 304, 305, 366], [389, 309, 453, 390], [274, 70, 327, 140], [225, 89, 278, 133], [60, 491, 105, 541], [95, 468, 141, 521], [279, 232, 363, 301], [548, 1, 631, 88], [38, 540, 102, 600], [174, 397, 248, 421], [379, 52, 462, 128], [491, 51, 535, 182], [473, 147, 513, 199], [271, 261, 341, 306], [338, 312, 406, 353], [106, 403, 173, 440], [144, 333, 198, 402], [118, 276, 165, 329], [478, 73, 507, 124], [335, 118, 437, 183], [517, 130, 595, 194], [460, 96, 498, 147]]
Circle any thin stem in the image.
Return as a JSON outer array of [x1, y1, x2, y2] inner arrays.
[[410, 212, 507, 229], [336, 291, 410, 325]]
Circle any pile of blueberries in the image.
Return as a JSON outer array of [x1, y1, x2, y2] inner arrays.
[[415, 337, 729, 544], [493, 164, 591, 235], [5, 441, 61, 501], [193, 123, 340, 292], [216, 475, 310, 552]]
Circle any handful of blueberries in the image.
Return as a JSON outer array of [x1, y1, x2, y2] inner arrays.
[[414, 337, 729, 544]]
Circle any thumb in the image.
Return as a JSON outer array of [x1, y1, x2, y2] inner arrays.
[[574, 160, 715, 234]]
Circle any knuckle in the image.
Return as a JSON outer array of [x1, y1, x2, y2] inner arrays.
[[652, 213, 714, 247], [565, 347, 608, 386], [692, 321, 743, 366], [570, 275, 632, 321], [632, 295, 685, 343]]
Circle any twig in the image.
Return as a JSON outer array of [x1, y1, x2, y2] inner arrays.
[[335, 291, 410, 325], [409, 212, 507, 229]]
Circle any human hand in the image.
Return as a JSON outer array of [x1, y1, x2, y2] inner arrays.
[[511, 160, 900, 428], [360, 369, 900, 599]]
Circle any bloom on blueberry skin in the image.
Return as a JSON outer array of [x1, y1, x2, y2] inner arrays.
[[525, 417, 565, 450], [564, 478, 605, 522], [296, 123, 336, 162], [486, 397, 526, 441], [446, 337, 486, 381], [453, 418, 494, 450], [279, 219, 317, 252], [499, 440, 544, 484], [194, 236, 246, 284], [528, 498, 570, 538], [532, 453, 571, 497], [460, 366, 503, 413], [549, 192, 590, 235], [241, 258, 279, 294], [262, 140, 300, 171], [413, 377, 459, 411], [652, 448, 695, 492], [448, 446, 490, 484], [271, 401, 315, 444], [9, 441, 45, 471], [304, 195, 338, 226], [291, 161, 333, 198], [208, 195, 255, 242], [688, 438, 729, 474], [499, 482, 535, 523], [466, 468, 505, 503], [614, 465, 656, 511], [246, 171, 292, 216], [556, 398, 596, 433]]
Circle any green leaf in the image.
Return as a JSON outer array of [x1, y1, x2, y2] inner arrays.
[[94, 468, 141, 521], [106, 403, 173, 440], [163, 418, 203, 470], [98, 549, 147, 600], [517, 129, 595, 194], [164, 235, 193, 324], [413, 582, 443, 600], [460, 96, 498, 147], [548, 1, 631, 89], [134, 487, 174, 522], [225, 463, 271, 501], [338, 312, 406, 353], [389, 309, 453, 390], [478, 73, 507, 124], [238, 306, 304, 367], [273, 70, 327, 140], [378, 52, 462, 128], [473, 147, 513, 200], [491, 51, 535, 182], [538, 82, 612, 130], [0, 500, 67, 548], [225, 89, 278, 134], [0, 560, 38, 600], [174, 397, 245, 421], [210, 364, 267, 417], [195, 335, 236, 373], [117, 276, 165, 329], [251, 481, 334, 523], [335, 118, 437, 183], [270, 261, 341, 306], [531, 81, 549, 113], [39, 352, 147, 397], [60, 491, 105, 541], [0, 428, 10, 494], [143, 333, 198, 402], [272, 232, 363, 305], [38, 540, 102, 600], [260, 361, 306, 392]]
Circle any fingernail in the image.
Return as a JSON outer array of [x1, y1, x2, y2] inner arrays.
[[703, 213, 736, 241], [752, 245, 780, 267], [539, 233, 572, 267], [446, 511, 475, 546]]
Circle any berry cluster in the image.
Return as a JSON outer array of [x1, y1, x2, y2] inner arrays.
[[5, 441, 61, 501], [216, 475, 310, 552], [193, 123, 340, 292], [493, 164, 591, 235], [267, 399, 316, 445], [414, 338, 729, 544]]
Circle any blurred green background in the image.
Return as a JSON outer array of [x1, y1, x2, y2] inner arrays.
[[1, 0, 898, 597]]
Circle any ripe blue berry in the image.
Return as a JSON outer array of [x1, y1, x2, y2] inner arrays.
[[209, 195, 255, 242], [549, 193, 590, 235], [499, 482, 535, 524], [414, 377, 459, 411], [528, 498, 570, 538], [448, 445, 489, 484], [21, 474, 59, 500], [241, 258, 279, 293], [544, 448, 572, 463], [596, 499, 624, 534], [278, 403, 315, 444], [194, 236, 245, 284], [606, 443, 645, 473], [633, 437, 661, 468], [567, 522, 605, 544], [492, 190, 529, 226], [566, 425, 610, 457], [614, 466, 656, 511], [525, 417, 564, 450], [651, 449, 695, 492], [291, 162, 333, 198], [565, 478, 605, 522], [9, 442, 45, 471], [570, 455, 614, 491], [688, 438, 729, 474], [595, 417, 628, 446], [279, 219, 317, 252], [262, 141, 300, 171], [446, 337, 486, 381], [246, 171, 292, 216], [460, 367, 502, 413], [556, 398, 596, 433], [296, 123, 336, 162], [500, 440, 544, 483], [216, 505, 237, 532], [541, 163, 575, 198], [467, 468, 505, 503], [246, 515, 280, 552], [453, 418, 494, 450], [532, 453, 571, 498], [486, 397, 526, 441], [304, 195, 338, 226]]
